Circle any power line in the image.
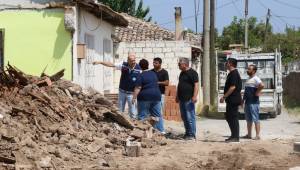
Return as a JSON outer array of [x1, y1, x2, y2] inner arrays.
[[216, 0, 240, 9], [231, 0, 243, 17], [273, 0, 300, 11], [159, 0, 241, 26], [273, 15, 300, 20], [256, 0, 293, 28], [270, 20, 284, 32], [159, 12, 203, 26]]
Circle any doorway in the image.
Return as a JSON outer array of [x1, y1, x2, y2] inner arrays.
[[0, 29, 4, 68]]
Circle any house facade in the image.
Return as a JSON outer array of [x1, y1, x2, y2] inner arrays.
[[0, 0, 128, 93], [112, 13, 203, 103]]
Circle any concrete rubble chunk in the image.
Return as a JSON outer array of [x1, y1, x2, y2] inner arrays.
[[125, 139, 141, 157]]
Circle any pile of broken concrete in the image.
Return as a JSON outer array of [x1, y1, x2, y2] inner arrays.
[[0, 64, 166, 169]]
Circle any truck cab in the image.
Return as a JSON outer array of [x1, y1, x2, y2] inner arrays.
[[217, 51, 283, 118]]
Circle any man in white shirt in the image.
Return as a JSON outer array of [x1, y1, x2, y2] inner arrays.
[[93, 53, 141, 119], [242, 64, 264, 140]]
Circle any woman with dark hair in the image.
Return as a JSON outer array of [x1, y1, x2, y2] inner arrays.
[[133, 59, 163, 132]]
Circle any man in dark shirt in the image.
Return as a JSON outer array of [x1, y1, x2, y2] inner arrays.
[[176, 57, 199, 140], [133, 59, 163, 132], [152, 57, 169, 134], [220, 58, 242, 142]]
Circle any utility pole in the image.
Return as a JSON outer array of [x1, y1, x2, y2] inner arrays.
[[245, 0, 249, 50], [264, 8, 271, 46], [210, 0, 216, 108], [194, 0, 198, 34], [203, 0, 210, 108]]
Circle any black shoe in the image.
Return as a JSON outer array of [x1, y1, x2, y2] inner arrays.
[[225, 138, 240, 143], [241, 135, 252, 139], [225, 137, 233, 141], [184, 135, 196, 141]]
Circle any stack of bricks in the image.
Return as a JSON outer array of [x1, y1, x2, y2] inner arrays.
[[163, 86, 181, 122]]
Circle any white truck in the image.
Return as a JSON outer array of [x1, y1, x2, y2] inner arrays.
[[217, 51, 283, 118]]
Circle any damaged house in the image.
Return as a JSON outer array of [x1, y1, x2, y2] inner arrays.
[[0, 0, 128, 93], [112, 7, 203, 103]]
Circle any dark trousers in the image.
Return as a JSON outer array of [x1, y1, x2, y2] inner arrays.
[[225, 103, 240, 139]]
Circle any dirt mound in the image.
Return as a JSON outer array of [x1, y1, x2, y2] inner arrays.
[[0, 65, 164, 169]]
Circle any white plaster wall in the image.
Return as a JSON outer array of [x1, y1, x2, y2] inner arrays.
[[114, 41, 201, 92], [73, 8, 114, 93]]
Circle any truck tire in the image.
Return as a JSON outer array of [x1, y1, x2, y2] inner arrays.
[[276, 104, 282, 115], [269, 112, 277, 118]]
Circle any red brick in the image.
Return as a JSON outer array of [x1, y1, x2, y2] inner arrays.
[[169, 89, 177, 97], [165, 86, 171, 96], [170, 109, 177, 116]]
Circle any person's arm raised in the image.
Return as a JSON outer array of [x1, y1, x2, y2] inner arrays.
[[92, 61, 115, 67]]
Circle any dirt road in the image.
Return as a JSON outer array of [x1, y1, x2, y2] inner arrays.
[[115, 110, 300, 170]]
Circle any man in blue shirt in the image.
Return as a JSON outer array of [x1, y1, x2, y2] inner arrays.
[[93, 52, 141, 119], [242, 64, 264, 140]]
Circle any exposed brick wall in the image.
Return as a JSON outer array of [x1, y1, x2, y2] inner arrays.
[[164, 86, 181, 122]]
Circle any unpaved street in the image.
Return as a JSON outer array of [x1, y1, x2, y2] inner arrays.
[[115, 110, 300, 170]]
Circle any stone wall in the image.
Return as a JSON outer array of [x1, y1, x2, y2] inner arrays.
[[113, 41, 195, 92]]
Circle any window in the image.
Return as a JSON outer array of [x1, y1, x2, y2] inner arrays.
[[84, 34, 95, 49], [103, 38, 111, 53]]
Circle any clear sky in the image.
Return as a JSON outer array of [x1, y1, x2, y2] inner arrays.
[[142, 0, 300, 34]]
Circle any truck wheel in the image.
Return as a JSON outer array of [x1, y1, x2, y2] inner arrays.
[[269, 112, 277, 118], [276, 104, 282, 115]]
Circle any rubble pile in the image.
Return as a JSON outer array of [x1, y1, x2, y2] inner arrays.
[[0, 64, 165, 169]]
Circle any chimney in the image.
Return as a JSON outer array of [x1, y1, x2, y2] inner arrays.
[[175, 7, 183, 41]]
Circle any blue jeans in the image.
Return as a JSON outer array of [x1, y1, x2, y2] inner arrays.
[[157, 95, 165, 133], [137, 101, 163, 132], [118, 90, 137, 119], [179, 100, 196, 137], [244, 103, 260, 123]]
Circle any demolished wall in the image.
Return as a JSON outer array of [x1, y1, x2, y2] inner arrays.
[[0, 65, 165, 169]]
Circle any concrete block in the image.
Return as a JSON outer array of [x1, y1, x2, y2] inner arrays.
[[154, 53, 164, 59], [165, 41, 176, 47], [182, 47, 191, 53], [123, 48, 129, 53], [133, 48, 142, 53], [136, 42, 146, 48], [125, 140, 141, 157], [145, 41, 156, 47], [175, 41, 185, 47], [117, 42, 126, 48], [163, 48, 172, 53], [128, 43, 136, 48], [144, 53, 155, 59], [143, 48, 152, 53], [115, 46, 123, 54], [153, 48, 163, 53], [175, 52, 189, 58], [184, 42, 191, 47], [155, 42, 165, 47], [165, 52, 175, 58]]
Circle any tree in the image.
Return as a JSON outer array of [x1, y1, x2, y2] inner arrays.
[[264, 27, 300, 63], [216, 16, 271, 50], [99, 0, 152, 21]]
